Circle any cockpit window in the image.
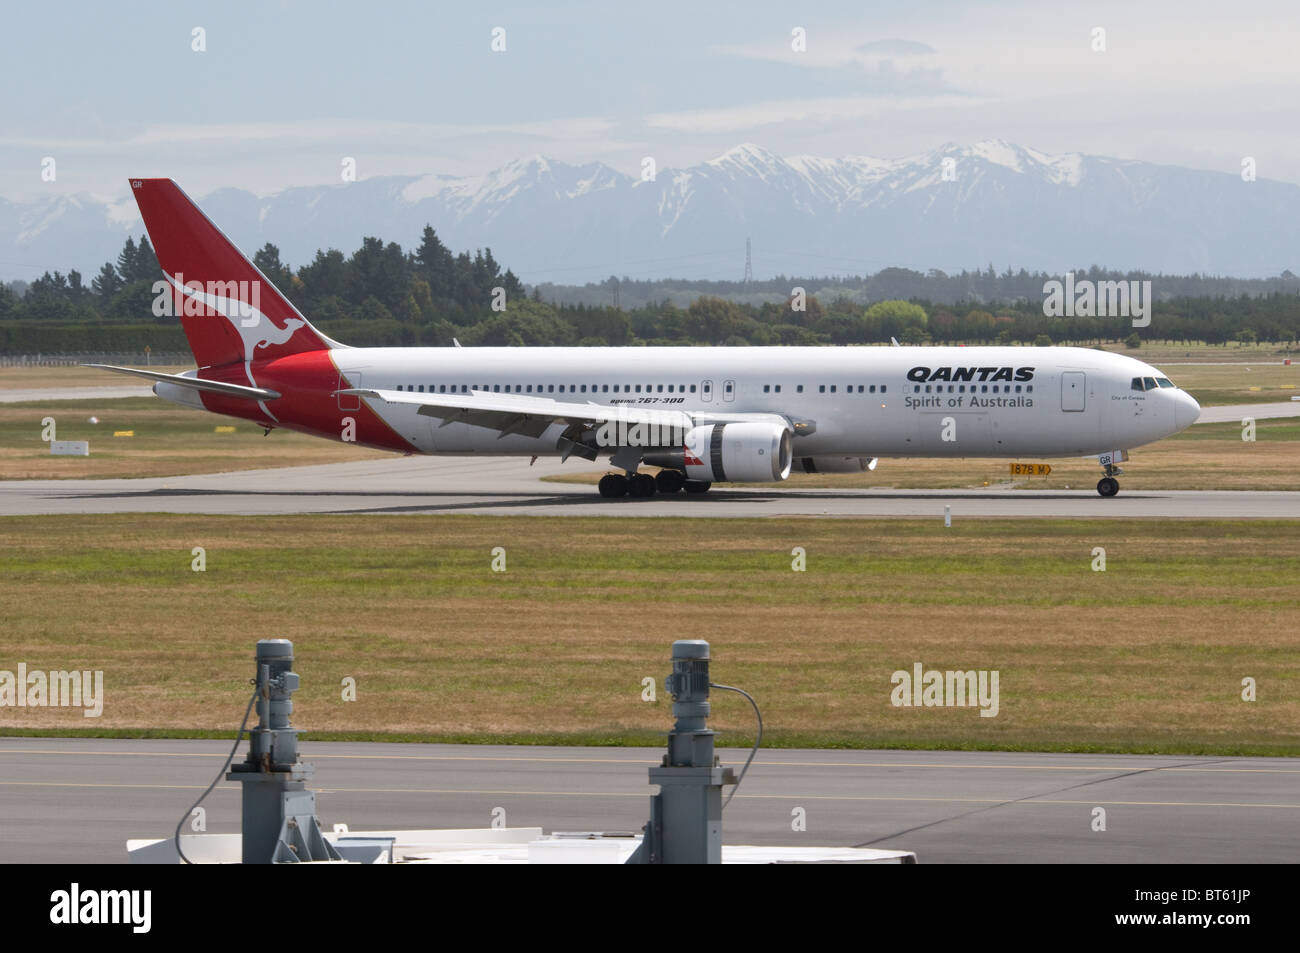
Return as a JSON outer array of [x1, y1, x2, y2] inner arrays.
[[1132, 376, 1175, 392]]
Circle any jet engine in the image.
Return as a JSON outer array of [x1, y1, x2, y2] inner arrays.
[[681, 422, 792, 483]]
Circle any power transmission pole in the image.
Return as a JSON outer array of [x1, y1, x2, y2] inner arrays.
[[743, 237, 752, 291]]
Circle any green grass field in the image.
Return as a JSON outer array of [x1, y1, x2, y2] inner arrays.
[[0, 398, 389, 479], [1097, 342, 1298, 364], [0, 365, 192, 388], [1163, 363, 1300, 406], [1, 515, 1296, 755]]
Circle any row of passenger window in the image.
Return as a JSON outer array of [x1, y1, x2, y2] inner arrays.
[[914, 383, 1033, 394], [392, 382, 893, 396], [762, 384, 889, 394], [395, 383, 700, 394], [393, 379, 1158, 397]]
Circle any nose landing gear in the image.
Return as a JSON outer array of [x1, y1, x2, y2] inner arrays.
[[1096, 457, 1125, 497]]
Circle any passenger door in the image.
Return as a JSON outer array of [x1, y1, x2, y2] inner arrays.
[[1061, 372, 1086, 412]]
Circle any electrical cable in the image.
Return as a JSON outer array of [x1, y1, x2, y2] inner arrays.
[[710, 682, 762, 809], [174, 685, 258, 865]]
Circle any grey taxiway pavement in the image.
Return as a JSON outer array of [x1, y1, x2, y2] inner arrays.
[[1, 399, 1295, 517], [1195, 400, 1300, 423], [1, 738, 1295, 863], [3, 454, 1299, 518], [0, 385, 153, 403]]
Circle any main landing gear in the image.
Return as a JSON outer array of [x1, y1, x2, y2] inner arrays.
[[596, 469, 710, 499]]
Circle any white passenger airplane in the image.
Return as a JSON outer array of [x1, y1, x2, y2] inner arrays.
[[93, 179, 1200, 498]]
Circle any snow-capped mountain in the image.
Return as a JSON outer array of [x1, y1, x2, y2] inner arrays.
[[4, 140, 1298, 284]]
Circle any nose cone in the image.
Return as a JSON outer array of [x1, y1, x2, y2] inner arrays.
[[1175, 391, 1201, 431]]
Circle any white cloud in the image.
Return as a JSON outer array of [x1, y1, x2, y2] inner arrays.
[[0, 116, 626, 201], [856, 39, 937, 56], [645, 93, 984, 135], [4, 0, 1300, 201], [0, 116, 619, 152]]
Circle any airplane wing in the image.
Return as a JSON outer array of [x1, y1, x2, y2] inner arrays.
[[336, 387, 805, 458]]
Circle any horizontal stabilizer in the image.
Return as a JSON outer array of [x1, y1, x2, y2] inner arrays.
[[84, 364, 281, 400]]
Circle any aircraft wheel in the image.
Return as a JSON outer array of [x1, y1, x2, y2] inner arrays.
[[655, 469, 686, 494], [683, 480, 712, 494], [628, 473, 657, 497], [598, 474, 629, 498], [1097, 477, 1119, 498]]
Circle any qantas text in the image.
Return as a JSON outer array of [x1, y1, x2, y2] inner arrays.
[[907, 366, 1035, 383]]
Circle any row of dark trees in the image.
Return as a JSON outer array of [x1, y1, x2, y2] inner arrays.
[[6, 236, 162, 323], [1, 227, 525, 326], [537, 266, 1300, 311], [3, 232, 1300, 353]]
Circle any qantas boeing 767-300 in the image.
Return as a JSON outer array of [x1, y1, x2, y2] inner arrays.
[[91, 178, 1200, 498]]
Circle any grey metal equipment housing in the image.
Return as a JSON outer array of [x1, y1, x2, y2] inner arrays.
[[626, 639, 736, 863], [226, 639, 341, 864]]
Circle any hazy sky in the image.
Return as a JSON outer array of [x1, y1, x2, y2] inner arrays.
[[3, 0, 1298, 202]]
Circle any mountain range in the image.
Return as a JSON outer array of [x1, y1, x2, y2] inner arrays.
[[4, 140, 1298, 285]]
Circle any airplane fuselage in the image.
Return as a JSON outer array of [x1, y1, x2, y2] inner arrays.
[[122, 178, 1203, 498], [157, 344, 1201, 462]]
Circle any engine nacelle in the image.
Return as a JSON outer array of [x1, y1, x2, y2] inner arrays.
[[683, 422, 792, 483], [796, 456, 875, 474]]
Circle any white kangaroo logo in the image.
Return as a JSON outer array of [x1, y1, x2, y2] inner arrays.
[[243, 317, 305, 363], [168, 274, 304, 422], [168, 274, 304, 364]]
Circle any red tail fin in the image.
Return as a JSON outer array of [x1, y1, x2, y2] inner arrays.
[[129, 178, 334, 369]]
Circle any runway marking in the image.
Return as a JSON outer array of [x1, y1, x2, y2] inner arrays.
[[2, 780, 1298, 810], [1, 748, 1297, 773], [320, 789, 1300, 810], [0, 781, 236, 792]]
